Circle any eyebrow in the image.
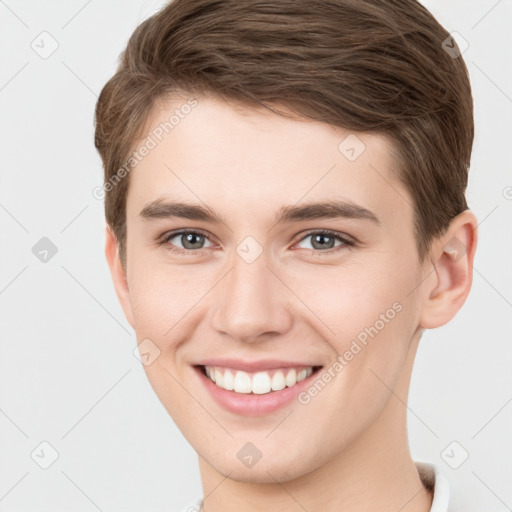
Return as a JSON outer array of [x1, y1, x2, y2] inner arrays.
[[139, 198, 380, 225]]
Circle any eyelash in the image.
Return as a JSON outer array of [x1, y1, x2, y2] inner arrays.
[[158, 229, 356, 257]]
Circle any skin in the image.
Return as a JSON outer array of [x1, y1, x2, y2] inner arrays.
[[105, 94, 478, 512]]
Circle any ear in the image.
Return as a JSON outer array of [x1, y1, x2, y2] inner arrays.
[[105, 226, 135, 328], [419, 210, 478, 329]]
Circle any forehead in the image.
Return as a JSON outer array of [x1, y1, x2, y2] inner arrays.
[[126, 94, 413, 229]]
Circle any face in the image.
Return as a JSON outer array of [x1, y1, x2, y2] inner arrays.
[[112, 94, 431, 483]]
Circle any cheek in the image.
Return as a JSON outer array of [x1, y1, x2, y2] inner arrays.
[[126, 261, 204, 418], [291, 267, 419, 442], [126, 258, 217, 348], [288, 254, 415, 335], [290, 255, 421, 387]]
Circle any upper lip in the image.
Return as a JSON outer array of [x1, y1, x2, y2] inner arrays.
[[195, 358, 322, 373]]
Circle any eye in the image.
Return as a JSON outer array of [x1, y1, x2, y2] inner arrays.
[[162, 229, 214, 254], [294, 230, 354, 254], [159, 228, 355, 256]]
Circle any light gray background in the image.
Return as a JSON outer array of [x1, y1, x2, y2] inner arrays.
[[0, 1, 511, 511]]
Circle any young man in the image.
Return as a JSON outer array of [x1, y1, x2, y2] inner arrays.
[[94, 1, 477, 510]]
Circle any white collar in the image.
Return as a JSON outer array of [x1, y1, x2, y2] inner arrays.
[[416, 461, 451, 512]]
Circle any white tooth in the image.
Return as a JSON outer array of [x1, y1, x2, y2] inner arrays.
[[252, 372, 272, 394], [223, 369, 234, 390], [205, 366, 314, 393], [214, 369, 223, 387], [271, 371, 286, 391], [233, 371, 252, 393], [285, 368, 297, 387]]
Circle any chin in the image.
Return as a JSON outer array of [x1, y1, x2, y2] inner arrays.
[[205, 451, 321, 484]]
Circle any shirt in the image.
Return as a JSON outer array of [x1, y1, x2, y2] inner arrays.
[[180, 461, 451, 512]]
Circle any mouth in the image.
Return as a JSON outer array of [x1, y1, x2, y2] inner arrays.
[[193, 362, 323, 416], [196, 364, 323, 395]]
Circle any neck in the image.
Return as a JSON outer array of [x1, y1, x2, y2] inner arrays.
[[198, 331, 432, 512]]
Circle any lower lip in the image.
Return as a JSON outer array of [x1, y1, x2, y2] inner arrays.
[[194, 365, 321, 416]]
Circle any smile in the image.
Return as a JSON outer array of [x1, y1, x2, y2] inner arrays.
[[202, 365, 318, 395]]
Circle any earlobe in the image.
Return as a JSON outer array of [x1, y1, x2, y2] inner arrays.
[[419, 210, 478, 329], [104, 226, 135, 328]]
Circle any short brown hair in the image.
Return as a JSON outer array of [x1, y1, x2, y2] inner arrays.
[[94, 0, 473, 266]]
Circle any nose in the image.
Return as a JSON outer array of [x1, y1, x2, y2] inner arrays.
[[211, 249, 294, 343]]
